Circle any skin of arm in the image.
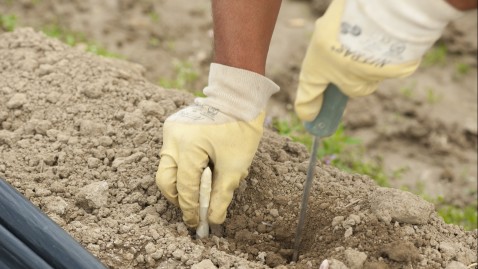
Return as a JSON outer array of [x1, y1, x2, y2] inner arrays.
[[211, 0, 475, 77], [446, 0, 477, 10], [212, 0, 282, 76]]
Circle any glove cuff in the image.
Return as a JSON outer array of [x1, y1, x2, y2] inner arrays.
[[357, 0, 463, 43], [195, 63, 279, 121]]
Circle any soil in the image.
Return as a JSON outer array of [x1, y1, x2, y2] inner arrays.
[[1, 28, 477, 269], [2, 0, 475, 208]]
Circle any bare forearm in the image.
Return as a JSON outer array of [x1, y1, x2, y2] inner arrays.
[[212, 0, 282, 75], [446, 0, 477, 10]]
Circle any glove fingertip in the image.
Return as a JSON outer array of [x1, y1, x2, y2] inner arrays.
[[294, 93, 324, 122], [156, 156, 179, 206], [182, 208, 200, 228]]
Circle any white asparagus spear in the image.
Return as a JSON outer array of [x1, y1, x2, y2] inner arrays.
[[319, 259, 329, 269], [196, 167, 212, 238]]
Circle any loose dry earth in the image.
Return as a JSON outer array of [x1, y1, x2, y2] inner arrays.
[[1, 0, 476, 210], [0, 29, 476, 269]]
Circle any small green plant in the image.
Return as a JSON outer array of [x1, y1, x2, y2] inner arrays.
[[273, 115, 391, 186], [193, 91, 206, 97], [437, 203, 477, 231], [422, 44, 447, 67], [42, 24, 121, 58], [400, 86, 414, 99], [149, 37, 160, 47], [159, 60, 199, 90], [426, 87, 441, 104], [148, 11, 160, 22], [400, 81, 417, 99], [0, 14, 17, 32], [455, 62, 471, 77]]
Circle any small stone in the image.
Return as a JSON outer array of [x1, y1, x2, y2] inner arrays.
[[34, 187, 51, 197], [44, 196, 68, 215], [43, 153, 58, 166], [112, 152, 145, 169], [123, 109, 145, 129], [151, 250, 163, 260], [80, 83, 103, 99], [370, 187, 434, 225], [270, 208, 279, 217], [136, 254, 144, 263], [79, 120, 106, 136], [133, 132, 148, 146], [344, 227, 353, 238], [76, 181, 109, 209], [176, 222, 189, 236], [139, 100, 164, 117], [7, 93, 28, 109], [87, 157, 101, 169], [99, 136, 113, 147], [445, 261, 467, 269], [35, 120, 52, 135], [332, 216, 345, 227], [439, 242, 457, 260], [191, 259, 217, 269], [144, 242, 156, 254], [381, 241, 421, 263], [344, 248, 367, 269], [329, 258, 349, 269], [172, 249, 185, 260]]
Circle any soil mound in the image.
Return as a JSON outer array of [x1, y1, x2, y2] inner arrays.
[[0, 28, 476, 269]]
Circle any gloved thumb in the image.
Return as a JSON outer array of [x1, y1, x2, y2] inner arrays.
[[295, 74, 329, 122]]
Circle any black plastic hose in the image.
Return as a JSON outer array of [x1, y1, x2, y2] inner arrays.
[[0, 178, 107, 269], [0, 224, 53, 269]]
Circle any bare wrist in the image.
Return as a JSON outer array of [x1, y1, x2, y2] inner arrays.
[[446, 0, 477, 10]]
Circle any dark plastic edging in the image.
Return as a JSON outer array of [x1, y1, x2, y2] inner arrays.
[[0, 178, 107, 269], [0, 223, 53, 269]]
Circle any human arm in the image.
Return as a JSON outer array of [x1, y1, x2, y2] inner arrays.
[[446, 0, 477, 10], [156, 0, 282, 227]]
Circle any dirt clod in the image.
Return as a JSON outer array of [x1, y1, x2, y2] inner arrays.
[[370, 187, 434, 225], [381, 241, 421, 263]]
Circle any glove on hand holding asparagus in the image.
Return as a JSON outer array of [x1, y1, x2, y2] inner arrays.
[[156, 63, 279, 227]]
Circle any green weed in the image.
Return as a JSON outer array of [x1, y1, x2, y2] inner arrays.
[[193, 91, 206, 97], [422, 44, 447, 67], [273, 115, 391, 186], [42, 24, 121, 58], [456, 63, 471, 75], [149, 37, 160, 47], [0, 14, 17, 32], [399, 86, 414, 99], [420, 194, 477, 231], [159, 60, 199, 90], [426, 87, 441, 104], [436, 200, 477, 231], [148, 11, 160, 22]]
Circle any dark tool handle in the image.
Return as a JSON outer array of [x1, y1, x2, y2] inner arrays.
[[0, 178, 108, 269], [304, 83, 348, 137]]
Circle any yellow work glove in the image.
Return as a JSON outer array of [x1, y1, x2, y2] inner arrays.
[[156, 64, 279, 227], [296, 0, 463, 121]]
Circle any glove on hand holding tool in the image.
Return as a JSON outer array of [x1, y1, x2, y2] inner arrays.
[[292, 0, 462, 262], [156, 63, 279, 228]]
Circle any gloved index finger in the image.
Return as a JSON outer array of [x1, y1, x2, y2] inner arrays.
[[156, 154, 179, 206], [176, 146, 209, 228], [207, 168, 244, 225]]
